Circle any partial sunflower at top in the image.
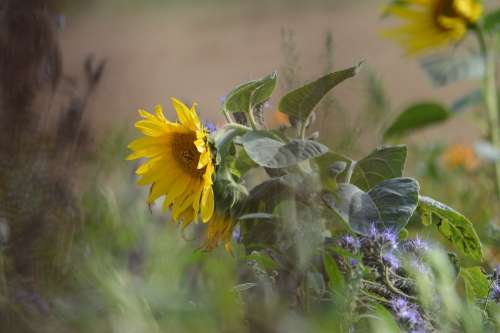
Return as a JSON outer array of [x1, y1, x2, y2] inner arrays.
[[127, 98, 215, 227], [383, 0, 482, 55]]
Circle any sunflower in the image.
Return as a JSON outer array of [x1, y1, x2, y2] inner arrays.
[[127, 98, 215, 227], [203, 213, 235, 254], [384, 0, 482, 54]]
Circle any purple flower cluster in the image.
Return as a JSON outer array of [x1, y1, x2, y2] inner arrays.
[[341, 235, 361, 251], [383, 251, 400, 269], [402, 235, 428, 253], [494, 265, 500, 279], [366, 224, 398, 249], [381, 229, 398, 249], [490, 281, 500, 303], [391, 297, 426, 332]]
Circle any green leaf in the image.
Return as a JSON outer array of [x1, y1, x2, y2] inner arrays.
[[239, 177, 295, 247], [214, 126, 248, 163], [244, 251, 279, 270], [223, 71, 277, 113], [314, 151, 353, 191], [324, 254, 345, 291], [350, 145, 407, 191], [420, 54, 485, 87], [323, 178, 419, 234], [484, 8, 500, 33], [368, 177, 419, 231], [213, 167, 248, 213], [460, 267, 490, 303], [370, 304, 402, 333], [230, 146, 257, 177], [241, 131, 329, 169], [384, 102, 450, 140], [278, 63, 362, 121], [322, 183, 382, 233], [419, 196, 483, 260]]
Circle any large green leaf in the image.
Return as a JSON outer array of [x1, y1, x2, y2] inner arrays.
[[420, 54, 485, 87], [368, 177, 419, 231], [384, 102, 450, 140], [322, 177, 418, 234], [223, 71, 277, 113], [323, 183, 382, 233], [241, 131, 328, 169], [350, 145, 407, 191], [239, 177, 294, 247], [419, 196, 483, 261], [484, 8, 500, 34], [278, 63, 361, 122], [460, 266, 490, 303]]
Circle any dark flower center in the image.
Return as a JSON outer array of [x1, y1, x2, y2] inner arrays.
[[172, 133, 205, 177], [433, 0, 467, 30]]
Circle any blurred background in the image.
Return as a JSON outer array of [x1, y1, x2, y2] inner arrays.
[[59, 0, 479, 143]]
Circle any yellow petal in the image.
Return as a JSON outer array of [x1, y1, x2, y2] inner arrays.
[[191, 180, 204, 217], [171, 97, 197, 130], [201, 186, 214, 222], [197, 151, 211, 169], [147, 168, 181, 203], [163, 175, 191, 210]]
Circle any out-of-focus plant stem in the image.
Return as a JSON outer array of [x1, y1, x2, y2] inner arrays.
[[222, 107, 232, 123], [0, 254, 7, 298], [476, 27, 500, 197], [247, 107, 259, 130]]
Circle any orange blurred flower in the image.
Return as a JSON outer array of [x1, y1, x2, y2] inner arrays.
[[442, 144, 480, 171], [269, 111, 289, 127]]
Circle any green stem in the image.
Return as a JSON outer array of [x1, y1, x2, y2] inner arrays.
[[222, 107, 233, 124], [299, 119, 307, 140], [345, 161, 357, 184], [476, 27, 500, 197], [224, 123, 252, 132], [247, 105, 259, 130]]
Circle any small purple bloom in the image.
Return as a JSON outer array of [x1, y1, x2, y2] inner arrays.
[[232, 225, 241, 242], [341, 235, 361, 251], [204, 122, 217, 134], [490, 282, 500, 302], [367, 223, 379, 238], [381, 229, 398, 249], [494, 265, 500, 279], [403, 235, 428, 253], [350, 258, 359, 267], [391, 297, 421, 327], [383, 251, 400, 269]]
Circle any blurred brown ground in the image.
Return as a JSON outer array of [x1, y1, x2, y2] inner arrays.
[[57, 1, 480, 147]]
